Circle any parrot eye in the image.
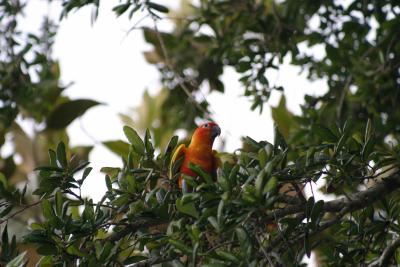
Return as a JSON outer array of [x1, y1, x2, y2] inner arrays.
[[204, 123, 209, 128]]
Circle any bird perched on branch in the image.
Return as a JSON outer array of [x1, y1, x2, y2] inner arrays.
[[170, 122, 221, 188]]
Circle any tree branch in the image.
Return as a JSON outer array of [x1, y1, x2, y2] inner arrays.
[[256, 234, 275, 267], [264, 174, 400, 251], [368, 237, 400, 267], [0, 200, 42, 225], [129, 256, 172, 267], [265, 174, 400, 224], [152, 19, 213, 120], [107, 217, 167, 242]]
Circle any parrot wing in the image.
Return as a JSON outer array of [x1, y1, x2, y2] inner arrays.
[[212, 150, 222, 168], [169, 144, 186, 179], [211, 150, 221, 179]]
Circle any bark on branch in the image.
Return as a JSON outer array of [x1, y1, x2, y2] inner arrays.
[[368, 237, 400, 267], [265, 174, 400, 223], [129, 256, 171, 267], [266, 174, 400, 251], [108, 217, 167, 242]]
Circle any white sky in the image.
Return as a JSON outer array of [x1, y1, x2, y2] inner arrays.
[[16, 1, 332, 265]]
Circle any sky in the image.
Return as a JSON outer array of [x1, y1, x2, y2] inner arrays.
[[17, 1, 333, 265]]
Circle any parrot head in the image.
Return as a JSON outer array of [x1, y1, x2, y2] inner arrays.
[[191, 122, 221, 146]]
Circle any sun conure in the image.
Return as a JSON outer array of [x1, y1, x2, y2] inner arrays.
[[170, 122, 221, 188]]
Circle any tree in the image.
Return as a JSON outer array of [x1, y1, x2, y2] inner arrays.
[[1, 0, 400, 266], [0, 0, 99, 264]]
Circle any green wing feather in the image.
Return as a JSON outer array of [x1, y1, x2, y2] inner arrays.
[[169, 144, 186, 179]]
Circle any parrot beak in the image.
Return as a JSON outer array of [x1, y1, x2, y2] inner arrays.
[[211, 124, 221, 140]]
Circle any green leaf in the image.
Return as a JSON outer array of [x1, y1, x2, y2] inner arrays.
[[163, 135, 178, 164], [42, 199, 55, 221], [236, 228, 251, 258], [310, 200, 324, 228], [271, 95, 297, 140], [306, 197, 315, 221], [127, 150, 134, 170], [55, 190, 63, 216], [6, 251, 27, 267], [48, 149, 57, 167], [335, 131, 350, 153], [215, 250, 239, 263], [105, 175, 113, 191], [66, 245, 87, 257], [181, 193, 200, 205], [188, 162, 213, 185], [82, 200, 95, 222], [2, 224, 9, 251], [192, 242, 199, 265], [37, 244, 58, 255], [99, 241, 114, 262], [0, 204, 13, 218], [124, 256, 148, 265], [217, 200, 224, 225], [112, 3, 130, 16], [101, 167, 120, 180], [365, 118, 372, 143], [207, 216, 219, 232], [23, 230, 54, 244], [34, 166, 64, 172], [123, 126, 145, 155], [102, 140, 130, 159], [217, 175, 230, 192], [304, 233, 311, 258], [255, 169, 267, 198], [30, 223, 44, 230], [258, 148, 268, 168], [255, 162, 273, 197], [176, 198, 199, 218], [111, 194, 130, 207], [35, 255, 53, 266], [169, 239, 191, 254], [80, 167, 92, 184], [46, 99, 101, 129], [228, 164, 239, 187], [312, 124, 337, 142], [144, 129, 154, 158], [56, 142, 68, 168], [362, 136, 376, 160], [242, 184, 257, 203], [274, 124, 288, 151], [264, 176, 278, 194], [148, 2, 169, 13]]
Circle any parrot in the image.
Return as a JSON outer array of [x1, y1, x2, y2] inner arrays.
[[170, 122, 221, 188]]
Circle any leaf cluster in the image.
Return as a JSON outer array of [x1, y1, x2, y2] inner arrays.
[[7, 119, 397, 266]]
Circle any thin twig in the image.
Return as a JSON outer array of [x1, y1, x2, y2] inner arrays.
[[107, 217, 168, 242], [255, 234, 275, 267], [205, 241, 234, 254], [0, 200, 42, 225], [368, 237, 400, 267], [123, 13, 151, 39], [130, 256, 172, 267], [152, 18, 213, 120], [79, 117, 101, 145]]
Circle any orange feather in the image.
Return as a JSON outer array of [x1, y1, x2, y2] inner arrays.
[[170, 122, 221, 188]]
